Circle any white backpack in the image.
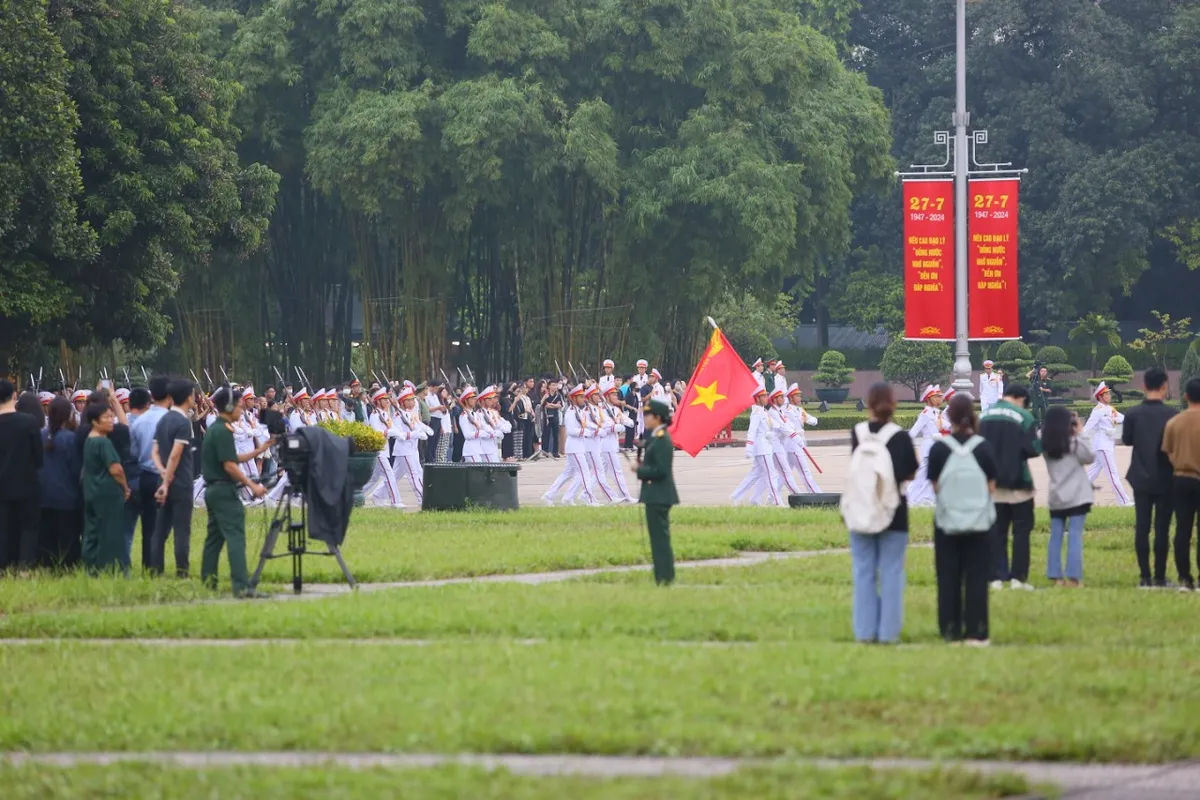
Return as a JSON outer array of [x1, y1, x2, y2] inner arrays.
[[841, 422, 902, 534], [934, 435, 997, 534]]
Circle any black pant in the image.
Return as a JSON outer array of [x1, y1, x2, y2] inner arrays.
[[544, 421, 560, 456], [1173, 477, 1200, 582], [934, 528, 990, 641], [138, 470, 161, 569], [0, 497, 40, 570], [1134, 490, 1173, 582], [39, 506, 82, 569], [989, 499, 1034, 582], [151, 483, 193, 577]]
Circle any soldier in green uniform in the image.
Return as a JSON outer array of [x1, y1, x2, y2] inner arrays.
[[632, 398, 678, 585], [201, 388, 273, 598]]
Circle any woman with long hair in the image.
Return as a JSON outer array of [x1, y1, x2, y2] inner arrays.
[[16, 391, 45, 430], [928, 394, 998, 645], [39, 397, 82, 568], [1042, 405, 1095, 587]]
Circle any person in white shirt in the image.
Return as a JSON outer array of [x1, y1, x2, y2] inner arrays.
[[771, 362, 788, 396], [764, 388, 802, 499], [783, 384, 821, 492], [363, 387, 403, 507], [391, 386, 434, 504], [751, 359, 766, 393], [1083, 381, 1131, 506], [477, 386, 510, 462], [906, 385, 944, 507], [631, 360, 649, 390], [598, 360, 617, 394], [564, 385, 616, 503], [542, 385, 599, 506], [731, 388, 783, 506], [599, 385, 635, 503], [978, 360, 1003, 413]]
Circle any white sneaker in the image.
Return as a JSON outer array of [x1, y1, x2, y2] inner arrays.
[[541, 494, 554, 506], [989, 580, 1004, 590], [965, 639, 991, 648], [1011, 579, 1034, 591]]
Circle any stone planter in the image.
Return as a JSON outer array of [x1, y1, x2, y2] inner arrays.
[[815, 387, 849, 404]]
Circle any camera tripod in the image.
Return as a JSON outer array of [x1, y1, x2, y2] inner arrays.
[[250, 478, 356, 594]]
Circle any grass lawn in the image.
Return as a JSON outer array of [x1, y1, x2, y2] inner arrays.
[[2, 509, 1199, 764], [0, 763, 1034, 799]]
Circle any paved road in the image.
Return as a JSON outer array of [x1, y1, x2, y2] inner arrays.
[[2, 752, 1194, 798], [514, 437, 1135, 508]]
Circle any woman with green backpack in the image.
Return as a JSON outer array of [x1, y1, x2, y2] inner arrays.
[[928, 394, 999, 646]]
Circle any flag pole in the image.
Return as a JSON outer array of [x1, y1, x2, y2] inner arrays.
[[706, 316, 718, 330]]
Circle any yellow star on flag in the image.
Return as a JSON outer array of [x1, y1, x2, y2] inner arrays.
[[690, 381, 727, 411]]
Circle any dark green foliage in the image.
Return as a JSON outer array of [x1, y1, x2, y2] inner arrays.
[[879, 339, 951, 400], [812, 350, 854, 388], [994, 340, 1033, 375], [1179, 340, 1200, 398]]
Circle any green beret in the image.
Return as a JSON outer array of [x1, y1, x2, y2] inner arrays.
[[643, 398, 672, 420]]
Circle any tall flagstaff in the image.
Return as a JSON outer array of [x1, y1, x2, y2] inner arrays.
[[952, 0, 971, 391], [897, 0, 1028, 383]]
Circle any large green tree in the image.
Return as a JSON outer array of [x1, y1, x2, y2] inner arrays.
[[0, 0, 95, 362]]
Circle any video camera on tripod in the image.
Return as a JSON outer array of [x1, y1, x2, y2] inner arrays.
[[251, 426, 356, 594]]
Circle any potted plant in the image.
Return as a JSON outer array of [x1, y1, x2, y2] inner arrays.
[[813, 350, 854, 404], [317, 419, 386, 506]]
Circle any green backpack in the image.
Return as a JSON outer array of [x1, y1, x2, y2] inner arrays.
[[934, 436, 996, 534]]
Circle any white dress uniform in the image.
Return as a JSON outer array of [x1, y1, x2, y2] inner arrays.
[[565, 400, 616, 503], [978, 371, 1003, 413], [772, 372, 787, 396], [731, 404, 783, 506], [762, 404, 801, 499], [364, 404, 404, 507], [459, 407, 496, 463], [783, 399, 821, 493], [598, 374, 617, 394], [906, 402, 943, 507], [543, 393, 599, 505], [392, 405, 434, 503], [483, 407, 510, 462], [598, 396, 635, 502], [1084, 394, 1131, 505]]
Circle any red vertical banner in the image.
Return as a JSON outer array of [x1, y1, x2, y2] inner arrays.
[[968, 178, 1020, 339], [903, 180, 955, 340]]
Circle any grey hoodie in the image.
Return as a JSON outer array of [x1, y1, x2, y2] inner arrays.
[[1045, 436, 1095, 512]]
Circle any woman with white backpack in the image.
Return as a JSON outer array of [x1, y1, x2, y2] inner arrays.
[[927, 394, 999, 646], [842, 383, 919, 644]]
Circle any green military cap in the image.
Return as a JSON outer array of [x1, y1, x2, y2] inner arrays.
[[643, 398, 672, 421]]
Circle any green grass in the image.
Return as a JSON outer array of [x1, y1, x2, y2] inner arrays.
[[0, 763, 1035, 799]]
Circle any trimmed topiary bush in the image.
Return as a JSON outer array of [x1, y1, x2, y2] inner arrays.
[[995, 340, 1033, 375], [813, 350, 854, 388]]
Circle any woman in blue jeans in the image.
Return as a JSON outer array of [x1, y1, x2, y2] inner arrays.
[[1042, 406, 1094, 587], [848, 383, 919, 643]]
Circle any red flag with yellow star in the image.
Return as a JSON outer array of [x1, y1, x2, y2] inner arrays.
[[668, 327, 760, 457]]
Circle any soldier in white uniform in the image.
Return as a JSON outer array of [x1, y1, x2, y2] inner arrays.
[[477, 386, 509, 462], [233, 387, 266, 504], [364, 387, 404, 507], [731, 387, 783, 506], [598, 359, 617, 394], [600, 385, 635, 503], [764, 388, 802, 499], [771, 362, 788, 396], [392, 386, 433, 504], [906, 385, 944, 507], [751, 358, 766, 393], [783, 384, 821, 492], [1083, 381, 1131, 505], [542, 385, 599, 506], [459, 387, 495, 463], [568, 384, 616, 503], [287, 388, 314, 432], [631, 360, 650, 390], [978, 360, 1003, 413]]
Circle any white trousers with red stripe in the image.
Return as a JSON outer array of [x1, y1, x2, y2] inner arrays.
[[392, 453, 423, 504], [544, 453, 597, 505], [767, 450, 801, 499], [364, 451, 403, 507], [787, 451, 822, 493], [565, 452, 615, 504], [731, 455, 782, 506], [600, 451, 635, 501], [1087, 448, 1132, 506]]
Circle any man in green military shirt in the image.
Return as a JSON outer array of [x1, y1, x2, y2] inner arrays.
[[632, 398, 678, 585], [202, 388, 274, 598]]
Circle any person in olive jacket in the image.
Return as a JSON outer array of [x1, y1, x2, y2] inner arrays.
[[633, 398, 678, 585]]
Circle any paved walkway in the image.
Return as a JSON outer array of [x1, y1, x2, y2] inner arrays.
[[1, 752, 1195, 798]]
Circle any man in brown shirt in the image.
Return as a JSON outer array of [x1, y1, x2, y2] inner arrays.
[[1163, 378, 1200, 591]]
